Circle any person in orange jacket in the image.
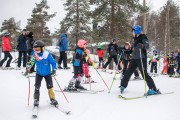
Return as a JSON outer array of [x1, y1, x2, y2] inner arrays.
[[0, 31, 13, 68], [161, 57, 168, 75], [96, 43, 104, 69]]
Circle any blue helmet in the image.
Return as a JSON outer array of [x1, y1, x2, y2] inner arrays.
[[4, 32, 10, 36], [132, 25, 142, 35], [153, 49, 158, 53]]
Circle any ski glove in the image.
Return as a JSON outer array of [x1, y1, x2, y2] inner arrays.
[[51, 69, 56, 76]]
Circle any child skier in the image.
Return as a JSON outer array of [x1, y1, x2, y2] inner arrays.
[[66, 39, 87, 91], [82, 49, 95, 83], [161, 57, 168, 75], [27, 40, 58, 108], [119, 25, 160, 95], [149, 50, 159, 76], [168, 52, 176, 77], [96, 43, 104, 69], [121, 42, 140, 80], [0, 32, 13, 69]]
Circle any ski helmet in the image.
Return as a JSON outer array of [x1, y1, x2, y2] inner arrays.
[[97, 43, 102, 48], [3, 31, 10, 36], [132, 25, 142, 35], [85, 49, 90, 55], [153, 49, 157, 53], [77, 39, 87, 48], [33, 40, 45, 48]]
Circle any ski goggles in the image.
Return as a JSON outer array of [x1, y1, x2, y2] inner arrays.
[[33, 47, 41, 52]]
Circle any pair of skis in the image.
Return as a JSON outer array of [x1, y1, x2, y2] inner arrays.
[[118, 92, 174, 100], [55, 88, 105, 94], [32, 103, 71, 118]]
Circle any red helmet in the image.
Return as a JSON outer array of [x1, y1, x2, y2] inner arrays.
[[77, 39, 87, 48]]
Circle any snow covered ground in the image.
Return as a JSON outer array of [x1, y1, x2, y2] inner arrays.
[[0, 52, 180, 120]]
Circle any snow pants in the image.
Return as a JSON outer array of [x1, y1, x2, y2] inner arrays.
[[120, 59, 157, 91]]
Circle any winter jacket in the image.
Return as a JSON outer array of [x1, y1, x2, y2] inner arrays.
[[132, 34, 149, 59], [123, 47, 133, 61], [17, 34, 27, 51], [73, 47, 86, 67], [2, 36, 11, 52], [30, 50, 56, 76], [26, 34, 35, 50], [150, 54, 159, 63], [176, 53, 180, 64], [58, 33, 68, 52], [107, 43, 118, 56], [96, 48, 104, 58]]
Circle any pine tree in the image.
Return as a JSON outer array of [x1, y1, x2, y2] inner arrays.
[[59, 0, 91, 45], [26, 0, 56, 45]]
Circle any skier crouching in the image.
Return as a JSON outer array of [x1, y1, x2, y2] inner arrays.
[[27, 40, 58, 107], [66, 39, 88, 91]]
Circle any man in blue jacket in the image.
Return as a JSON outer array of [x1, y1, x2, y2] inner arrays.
[[58, 33, 70, 69], [27, 40, 58, 108]]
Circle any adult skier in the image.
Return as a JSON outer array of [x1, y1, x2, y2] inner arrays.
[[103, 39, 118, 71], [0, 32, 13, 68], [119, 25, 160, 95]]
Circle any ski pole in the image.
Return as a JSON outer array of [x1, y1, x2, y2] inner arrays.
[[27, 73, 31, 106], [139, 48, 147, 98], [53, 76, 69, 103], [94, 68, 110, 91], [108, 54, 122, 93]]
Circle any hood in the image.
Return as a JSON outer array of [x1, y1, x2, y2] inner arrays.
[[60, 33, 67, 39]]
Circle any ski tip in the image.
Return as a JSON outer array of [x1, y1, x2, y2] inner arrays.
[[32, 115, 37, 118], [66, 111, 71, 115]]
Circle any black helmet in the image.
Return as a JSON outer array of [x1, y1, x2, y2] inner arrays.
[[33, 40, 45, 48]]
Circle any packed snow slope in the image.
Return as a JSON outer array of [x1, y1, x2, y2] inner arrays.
[[0, 56, 180, 120]]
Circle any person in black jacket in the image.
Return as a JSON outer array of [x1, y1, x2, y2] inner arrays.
[[17, 29, 27, 69], [26, 31, 35, 72], [120, 42, 140, 80], [103, 39, 118, 71], [120, 25, 160, 95]]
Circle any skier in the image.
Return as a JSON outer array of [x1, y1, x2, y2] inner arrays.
[[27, 40, 58, 108], [0, 31, 13, 68], [96, 43, 104, 69], [175, 49, 180, 75], [119, 25, 160, 95], [168, 51, 176, 77], [121, 42, 141, 80], [66, 39, 87, 91], [26, 31, 35, 73], [82, 49, 95, 83], [103, 39, 118, 71], [58, 33, 70, 69], [149, 50, 159, 76], [16, 29, 27, 69], [161, 57, 168, 75]]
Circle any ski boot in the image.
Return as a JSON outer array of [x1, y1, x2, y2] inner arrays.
[[67, 82, 77, 91], [147, 89, 161, 95], [58, 65, 63, 69], [34, 99, 39, 107], [50, 99, 59, 108], [64, 67, 70, 69], [75, 81, 87, 90], [133, 76, 141, 80], [119, 86, 125, 93]]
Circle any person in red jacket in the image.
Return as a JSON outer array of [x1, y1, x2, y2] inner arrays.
[[0, 32, 13, 68], [96, 43, 104, 69]]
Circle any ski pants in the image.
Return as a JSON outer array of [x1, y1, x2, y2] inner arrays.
[[122, 60, 139, 77], [0, 51, 13, 67], [58, 51, 67, 68], [103, 55, 118, 69], [150, 62, 157, 73], [73, 66, 84, 78], [27, 49, 35, 71], [168, 65, 175, 76], [177, 64, 180, 74], [120, 59, 157, 91], [34, 74, 53, 100], [98, 57, 104, 67], [17, 51, 27, 67]]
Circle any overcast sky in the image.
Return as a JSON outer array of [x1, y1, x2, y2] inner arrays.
[[0, 0, 179, 33]]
